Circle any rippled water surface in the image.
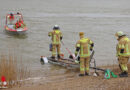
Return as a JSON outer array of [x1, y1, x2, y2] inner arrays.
[[0, 0, 130, 82]]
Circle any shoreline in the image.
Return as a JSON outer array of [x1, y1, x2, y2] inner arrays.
[[6, 63, 130, 90]]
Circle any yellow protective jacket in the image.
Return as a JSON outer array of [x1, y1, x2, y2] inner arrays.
[[48, 30, 62, 44], [75, 38, 93, 57], [116, 36, 130, 57]]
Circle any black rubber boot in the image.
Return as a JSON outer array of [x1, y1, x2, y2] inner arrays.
[[119, 72, 128, 77], [85, 72, 89, 76], [123, 71, 128, 77], [119, 72, 124, 77], [57, 54, 61, 59], [79, 74, 84, 77]]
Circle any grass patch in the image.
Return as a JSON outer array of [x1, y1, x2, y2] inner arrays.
[[0, 54, 30, 88]]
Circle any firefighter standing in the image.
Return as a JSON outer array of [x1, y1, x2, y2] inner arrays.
[[48, 25, 63, 59], [75, 32, 94, 76], [115, 31, 130, 77]]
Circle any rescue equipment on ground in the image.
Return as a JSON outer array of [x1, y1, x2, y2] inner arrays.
[[41, 50, 118, 78], [104, 69, 118, 79]]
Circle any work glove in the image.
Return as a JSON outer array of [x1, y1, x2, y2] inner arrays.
[[90, 48, 93, 51], [90, 43, 94, 51], [78, 56, 80, 61], [75, 60, 80, 64], [75, 56, 80, 64]]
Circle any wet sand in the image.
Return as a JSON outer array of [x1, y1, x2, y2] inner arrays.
[[7, 63, 130, 90]]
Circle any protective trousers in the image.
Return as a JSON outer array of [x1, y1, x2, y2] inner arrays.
[[118, 56, 129, 72], [52, 44, 61, 57], [80, 57, 90, 74]]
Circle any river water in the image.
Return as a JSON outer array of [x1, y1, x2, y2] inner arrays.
[[0, 0, 130, 83]]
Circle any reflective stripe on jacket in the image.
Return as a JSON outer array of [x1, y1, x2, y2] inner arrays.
[[15, 22, 21, 28], [116, 36, 130, 57], [75, 38, 93, 57], [48, 30, 62, 44]]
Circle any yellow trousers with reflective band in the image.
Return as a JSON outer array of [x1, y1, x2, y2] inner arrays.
[[52, 44, 61, 57], [118, 56, 129, 72], [80, 57, 90, 74]]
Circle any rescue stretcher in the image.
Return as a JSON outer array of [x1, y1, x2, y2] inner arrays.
[[47, 57, 79, 69]]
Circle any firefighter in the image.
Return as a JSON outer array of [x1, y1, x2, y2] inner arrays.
[[115, 31, 130, 77], [48, 25, 63, 60], [75, 32, 94, 76]]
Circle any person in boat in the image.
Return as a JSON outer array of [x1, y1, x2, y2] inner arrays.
[[19, 18, 26, 28], [115, 31, 130, 77], [75, 32, 94, 76], [48, 25, 63, 60], [8, 13, 14, 25], [14, 20, 21, 29]]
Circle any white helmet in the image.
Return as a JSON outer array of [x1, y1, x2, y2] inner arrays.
[[115, 31, 125, 37], [53, 25, 60, 30]]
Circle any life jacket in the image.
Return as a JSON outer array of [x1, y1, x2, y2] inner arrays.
[[116, 36, 130, 57], [15, 22, 21, 28]]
